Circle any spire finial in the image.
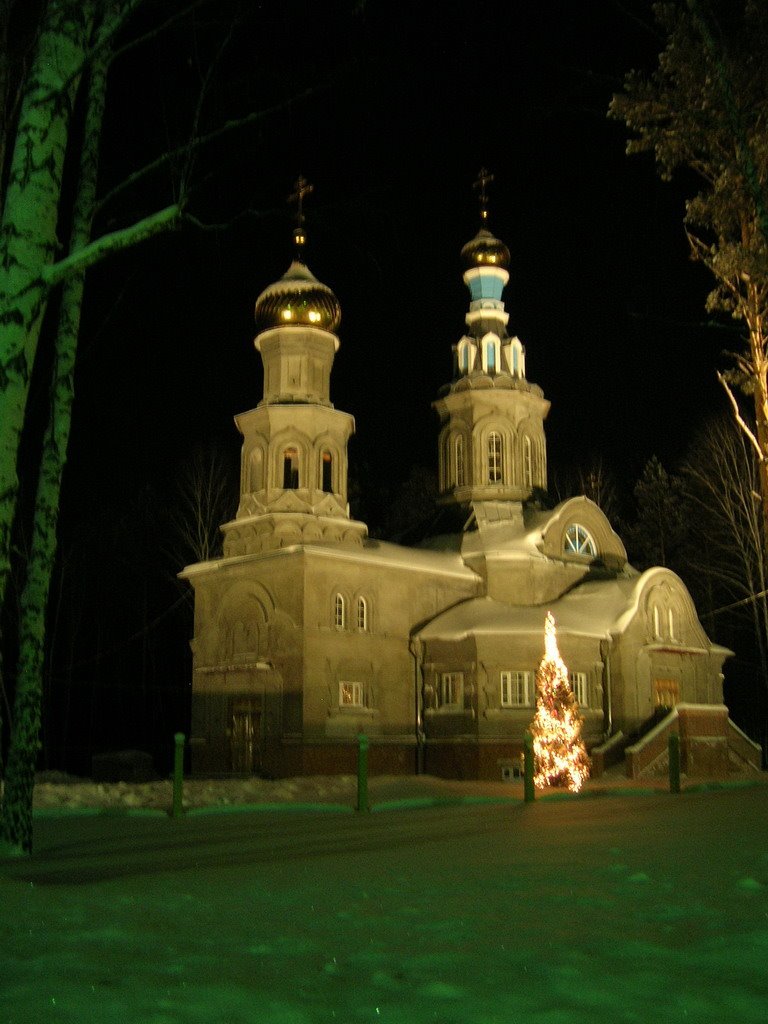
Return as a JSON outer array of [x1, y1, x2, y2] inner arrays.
[[473, 167, 494, 224], [288, 174, 314, 259]]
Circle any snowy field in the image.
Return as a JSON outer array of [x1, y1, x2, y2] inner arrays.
[[2, 778, 768, 1023]]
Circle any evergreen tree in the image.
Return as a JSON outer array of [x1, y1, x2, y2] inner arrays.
[[624, 456, 686, 570], [530, 613, 589, 793]]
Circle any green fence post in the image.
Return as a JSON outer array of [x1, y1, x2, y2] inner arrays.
[[357, 733, 369, 812], [524, 732, 535, 803], [668, 732, 681, 794], [172, 732, 185, 818]]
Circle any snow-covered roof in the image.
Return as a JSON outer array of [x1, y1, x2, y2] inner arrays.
[[414, 575, 643, 642]]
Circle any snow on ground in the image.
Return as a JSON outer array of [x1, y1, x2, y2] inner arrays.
[[2, 777, 768, 1023]]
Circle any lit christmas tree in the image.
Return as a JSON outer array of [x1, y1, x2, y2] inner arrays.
[[530, 612, 590, 792]]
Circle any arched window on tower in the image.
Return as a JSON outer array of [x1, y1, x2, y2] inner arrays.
[[523, 436, 533, 488], [487, 432, 504, 484], [356, 596, 368, 632], [334, 593, 346, 630], [483, 336, 499, 374], [283, 447, 300, 489], [455, 435, 465, 487], [321, 449, 333, 492]]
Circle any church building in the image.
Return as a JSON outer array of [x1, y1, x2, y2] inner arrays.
[[180, 176, 760, 781]]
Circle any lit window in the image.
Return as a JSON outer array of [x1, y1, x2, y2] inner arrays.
[[455, 436, 465, 487], [440, 672, 463, 708], [334, 593, 346, 629], [500, 671, 530, 707], [339, 681, 363, 708], [654, 679, 679, 708], [564, 523, 596, 557], [570, 672, 588, 706], [281, 308, 293, 321], [487, 432, 503, 484], [357, 596, 368, 632], [308, 310, 321, 323], [283, 447, 300, 489], [321, 450, 333, 492]]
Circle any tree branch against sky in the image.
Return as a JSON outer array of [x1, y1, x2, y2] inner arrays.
[[609, 1, 768, 543]]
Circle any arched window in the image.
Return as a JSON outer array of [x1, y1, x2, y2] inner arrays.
[[522, 436, 533, 488], [564, 523, 596, 557], [458, 340, 472, 373], [321, 450, 333, 492], [482, 336, 499, 374], [455, 435, 465, 487], [356, 596, 368, 632], [667, 607, 676, 640], [283, 447, 300, 489], [334, 593, 346, 629], [487, 432, 504, 484]]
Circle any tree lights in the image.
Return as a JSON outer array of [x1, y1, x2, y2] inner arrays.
[[530, 613, 590, 792]]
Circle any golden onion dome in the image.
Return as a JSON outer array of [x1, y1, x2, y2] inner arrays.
[[460, 228, 511, 271], [254, 260, 341, 334]]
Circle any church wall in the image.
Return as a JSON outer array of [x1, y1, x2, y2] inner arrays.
[[421, 629, 605, 778]]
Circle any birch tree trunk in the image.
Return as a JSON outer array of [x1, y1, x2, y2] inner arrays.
[[0, 33, 109, 856], [0, 0, 95, 631]]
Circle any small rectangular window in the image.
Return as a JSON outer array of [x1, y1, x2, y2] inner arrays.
[[440, 672, 463, 708], [500, 671, 530, 707], [570, 671, 588, 706], [339, 681, 363, 708]]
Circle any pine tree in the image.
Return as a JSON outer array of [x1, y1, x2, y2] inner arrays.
[[530, 613, 590, 793]]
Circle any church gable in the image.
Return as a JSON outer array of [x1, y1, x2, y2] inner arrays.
[[539, 496, 627, 572]]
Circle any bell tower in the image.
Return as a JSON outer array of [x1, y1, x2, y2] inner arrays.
[[221, 177, 367, 557], [433, 170, 549, 511]]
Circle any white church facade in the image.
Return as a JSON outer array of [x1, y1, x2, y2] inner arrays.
[[181, 183, 760, 781]]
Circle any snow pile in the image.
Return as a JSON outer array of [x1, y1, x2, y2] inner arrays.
[[20, 773, 525, 814]]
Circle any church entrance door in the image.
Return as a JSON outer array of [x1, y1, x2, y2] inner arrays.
[[231, 700, 262, 774]]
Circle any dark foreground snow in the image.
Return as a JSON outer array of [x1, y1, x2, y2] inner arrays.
[[2, 781, 768, 1023]]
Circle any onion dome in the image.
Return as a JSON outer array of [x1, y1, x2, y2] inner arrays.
[[460, 228, 511, 271], [254, 260, 341, 334]]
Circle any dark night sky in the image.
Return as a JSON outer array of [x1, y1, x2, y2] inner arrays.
[[14, 0, 750, 766], [63, 0, 728, 520]]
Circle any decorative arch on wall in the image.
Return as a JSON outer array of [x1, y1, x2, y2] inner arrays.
[[248, 445, 266, 492], [454, 433, 466, 488], [216, 581, 277, 662]]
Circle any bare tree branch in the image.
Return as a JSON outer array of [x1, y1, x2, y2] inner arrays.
[[718, 371, 765, 462]]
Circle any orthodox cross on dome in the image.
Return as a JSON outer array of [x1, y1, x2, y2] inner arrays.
[[473, 167, 494, 223], [288, 174, 314, 258]]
